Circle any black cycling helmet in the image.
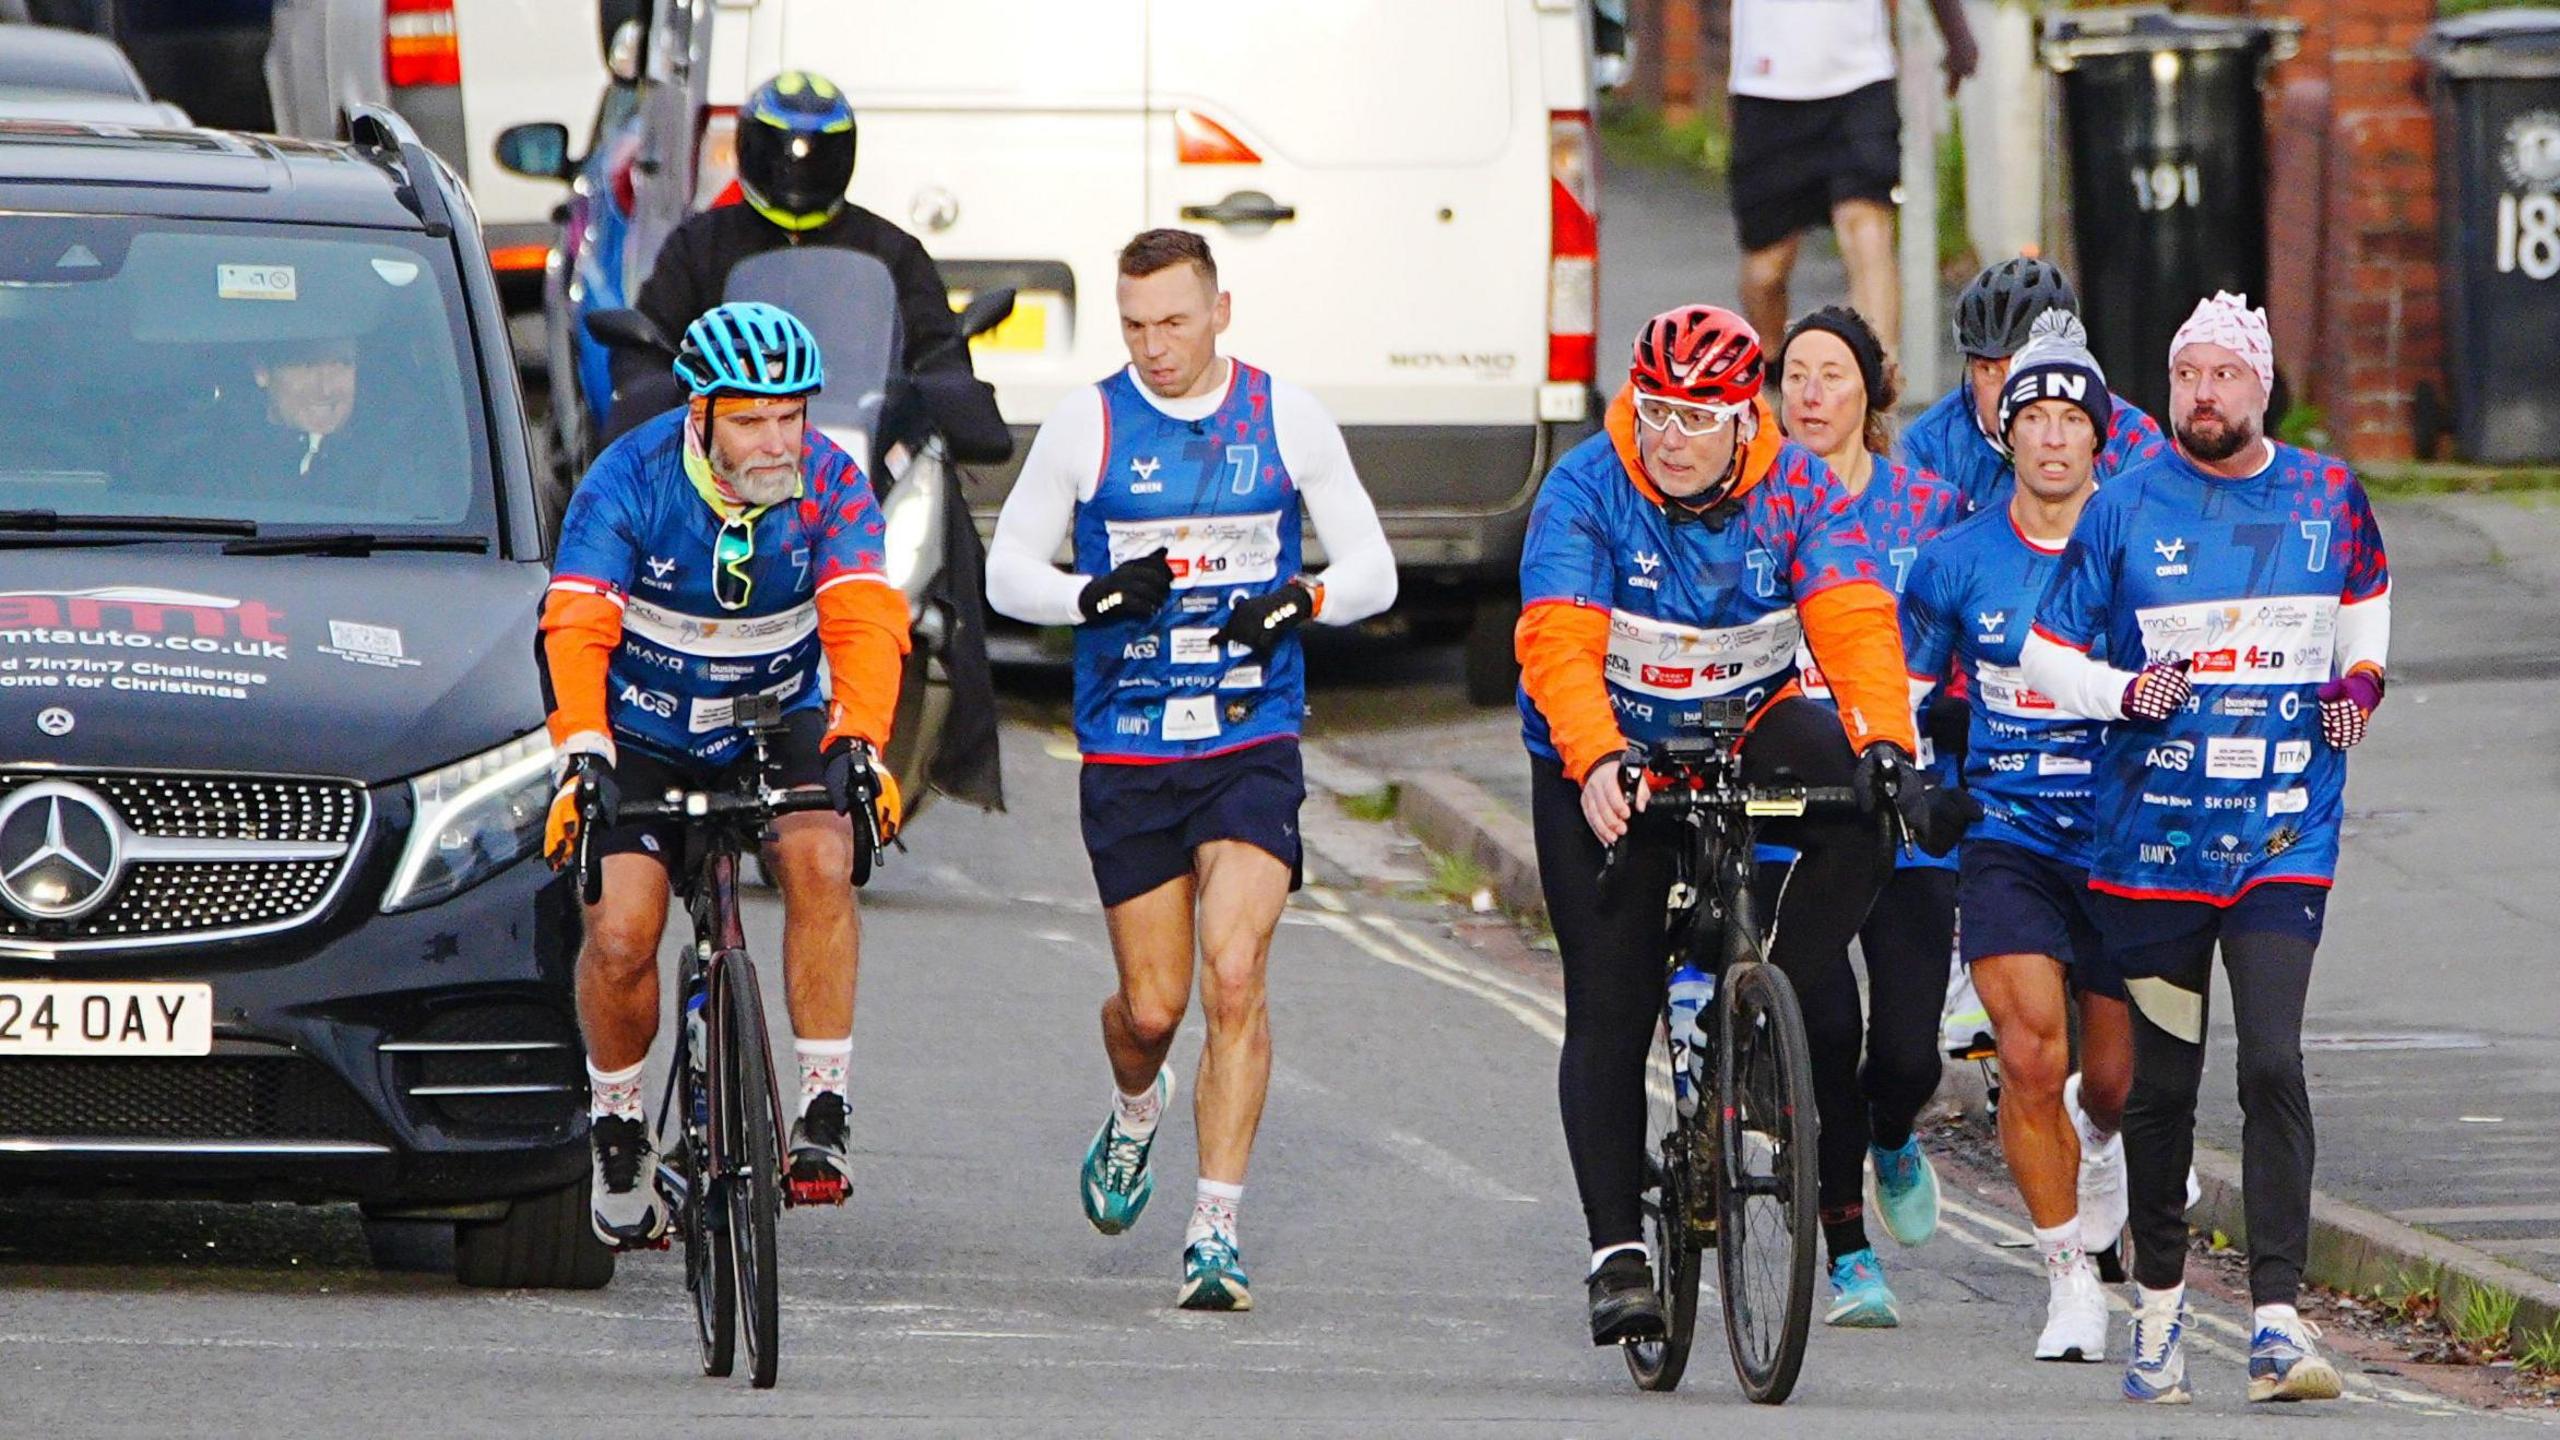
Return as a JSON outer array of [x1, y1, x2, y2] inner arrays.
[[1953, 256, 2078, 360], [736, 71, 857, 233]]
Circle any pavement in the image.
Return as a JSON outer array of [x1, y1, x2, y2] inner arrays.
[[0, 723, 2524, 1436], [1326, 490, 2560, 1335]]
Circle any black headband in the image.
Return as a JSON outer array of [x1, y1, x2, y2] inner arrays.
[[1777, 306, 1887, 415]]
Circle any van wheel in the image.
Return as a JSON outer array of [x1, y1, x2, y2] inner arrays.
[[1463, 592, 1521, 708], [454, 1177, 617, 1290]]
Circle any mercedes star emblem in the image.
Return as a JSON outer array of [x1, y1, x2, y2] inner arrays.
[[35, 707, 74, 737], [0, 781, 124, 922]]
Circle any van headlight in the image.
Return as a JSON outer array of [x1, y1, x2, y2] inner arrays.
[[381, 730, 556, 913]]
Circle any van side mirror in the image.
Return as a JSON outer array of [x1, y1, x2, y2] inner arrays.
[[956, 287, 1017, 341], [494, 122, 573, 181]]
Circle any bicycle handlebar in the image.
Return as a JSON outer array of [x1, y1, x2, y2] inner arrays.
[[613, 786, 840, 824]]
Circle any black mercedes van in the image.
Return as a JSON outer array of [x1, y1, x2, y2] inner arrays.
[[0, 109, 605, 1286]]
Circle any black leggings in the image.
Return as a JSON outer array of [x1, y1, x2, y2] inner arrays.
[[1534, 699, 1892, 1255], [1857, 866, 1956, 1152], [2122, 921, 2319, 1307]]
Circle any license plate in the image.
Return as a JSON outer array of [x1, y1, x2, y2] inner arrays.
[[0, 982, 213, 1056], [961, 289, 1062, 355]]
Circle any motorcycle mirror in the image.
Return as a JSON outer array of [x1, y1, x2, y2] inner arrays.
[[606, 18, 645, 83], [586, 307, 672, 354], [493, 122, 573, 181], [956, 287, 1017, 341]]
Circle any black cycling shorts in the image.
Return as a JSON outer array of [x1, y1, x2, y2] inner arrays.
[[1728, 79, 1902, 253], [1079, 739, 1305, 909], [1959, 837, 2123, 999], [597, 707, 829, 868]]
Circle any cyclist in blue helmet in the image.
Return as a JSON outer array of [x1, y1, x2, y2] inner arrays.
[[543, 299, 912, 1246], [606, 71, 1006, 464]]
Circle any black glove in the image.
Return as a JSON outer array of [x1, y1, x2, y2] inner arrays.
[[1909, 785, 1984, 858], [821, 736, 881, 819], [1078, 547, 1175, 625], [1852, 741, 1970, 854], [1210, 581, 1317, 659]]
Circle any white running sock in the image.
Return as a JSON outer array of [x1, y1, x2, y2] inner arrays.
[[793, 1036, 852, 1118], [2034, 1220, 2082, 1269], [1188, 1178, 1243, 1248], [1113, 1074, 1165, 1140], [2140, 1283, 2186, 1313], [1589, 1242, 1647, 1276], [587, 1059, 645, 1122]]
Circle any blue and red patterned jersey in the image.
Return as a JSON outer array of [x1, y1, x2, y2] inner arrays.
[[1899, 383, 2169, 515], [2031, 444, 2390, 902]]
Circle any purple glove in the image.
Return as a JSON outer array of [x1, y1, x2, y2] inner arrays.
[[2121, 659, 2194, 724], [2317, 671, 2384, 749]]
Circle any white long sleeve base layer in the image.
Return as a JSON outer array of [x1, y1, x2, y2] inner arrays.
[[984, 361, 1398, 628], [2020, 630, 2133, 723]]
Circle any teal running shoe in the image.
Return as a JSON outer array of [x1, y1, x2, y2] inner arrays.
[[1824, 1247, 1900, 1328], [1078, 1068, 1173, 1236], [1178, 1231, 1252, 1312], [1864, 1137, 1941, 1247]]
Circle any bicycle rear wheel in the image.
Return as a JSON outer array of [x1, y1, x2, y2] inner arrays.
[[717, 950, 784, 1390], [677, 1017, 736, 1379], [1715, 959, 1819, 1405], [1624, 1017, 1701, 1392]]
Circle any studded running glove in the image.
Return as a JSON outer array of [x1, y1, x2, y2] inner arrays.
[[2121, 659, 2194, 724]]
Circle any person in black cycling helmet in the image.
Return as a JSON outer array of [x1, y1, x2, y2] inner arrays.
[[606, 71, 1007, 461], [1896, 257, 2166, 514]]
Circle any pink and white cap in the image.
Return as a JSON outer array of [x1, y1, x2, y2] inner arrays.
[[2169, 290, 2274, 394]]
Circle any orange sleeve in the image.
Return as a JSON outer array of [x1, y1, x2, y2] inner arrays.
[[539, 587, 625, 760], [1516, 599, 1623, 783], [1798, 580, 1919, 754], [815, 577, 912, 751]]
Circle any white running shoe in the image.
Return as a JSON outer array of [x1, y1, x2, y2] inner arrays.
[[1941, 964, 1993, 1060], [2034, 1249, 2110, 1362], [2065, 1074, 2129, 1255]]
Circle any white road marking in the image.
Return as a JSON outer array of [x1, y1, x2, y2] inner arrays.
[[1374, 1127, 1540, 1205]]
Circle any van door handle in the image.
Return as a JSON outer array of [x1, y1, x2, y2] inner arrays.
[[1180, 191, 1296, 227]]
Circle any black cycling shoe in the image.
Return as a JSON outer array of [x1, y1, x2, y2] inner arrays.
[[1587, 1251, 1669, 1346], [786, 1091, 853, 1206]]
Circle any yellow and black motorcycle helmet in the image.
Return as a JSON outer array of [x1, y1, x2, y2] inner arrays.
[[736, 71, 857, 233]]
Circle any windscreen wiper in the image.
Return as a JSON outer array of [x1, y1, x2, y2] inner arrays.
[[220, 531, 492, 557], [0, 509, 259, 536]]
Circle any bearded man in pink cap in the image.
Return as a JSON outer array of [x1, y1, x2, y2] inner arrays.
[[2019, 291, 2393, 1406]]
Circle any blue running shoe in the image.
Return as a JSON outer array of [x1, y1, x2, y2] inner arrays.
[[1178, 1232, 1252, 1311], [2248, 1313, 2342, 1403], [2122, 1296, 2194, 1404], [1078, 1068, 1173, 1236], [1824, 1247, 1900, 1327], [1864, 1138, 1941, 1247]]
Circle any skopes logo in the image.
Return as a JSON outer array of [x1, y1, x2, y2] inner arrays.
[[0, 586, 289, 660], [616, 683, 677, 719], [2206, 794, 2258, 811], [2145, 740, 2195, 772]]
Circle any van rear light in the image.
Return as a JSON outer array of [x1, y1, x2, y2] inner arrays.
[[385, 0, 460, 89], [694, 105, 741, 210], [1174, 109, 1261, 165], [1548, 111, 1598, 387]]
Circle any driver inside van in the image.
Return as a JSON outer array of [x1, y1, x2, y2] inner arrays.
[[254, 334, 360, 474]]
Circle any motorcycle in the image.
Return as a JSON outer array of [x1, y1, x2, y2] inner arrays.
[[587, 250, 1015, 827]]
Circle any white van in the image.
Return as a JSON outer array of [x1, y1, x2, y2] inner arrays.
[[626, 0, 1601, 701]]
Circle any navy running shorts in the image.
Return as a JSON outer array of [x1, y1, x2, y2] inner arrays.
[[1959, 837, 2125, 1000], [599, 706, 829, 868], [2089, 881, 2330, 983], [1079, 739, 1305, 909], [1728, 79, 1902, 253]]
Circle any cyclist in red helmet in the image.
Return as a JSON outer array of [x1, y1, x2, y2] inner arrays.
[[1519, 304, 1970, 1343]]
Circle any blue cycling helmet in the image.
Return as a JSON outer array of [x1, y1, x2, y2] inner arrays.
[[737, 71, 856, 233], [674, 301, 824, 399]]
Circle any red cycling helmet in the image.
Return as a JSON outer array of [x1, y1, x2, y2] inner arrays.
[[1630, 305, 1764, 405]]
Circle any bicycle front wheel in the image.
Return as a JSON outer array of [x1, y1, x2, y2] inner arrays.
[[680, 1042, 736, 1379], [1624, 1016, 1701, 1392], [717, 951, 785, 1390], [1715, 959, 1819, 1405]]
